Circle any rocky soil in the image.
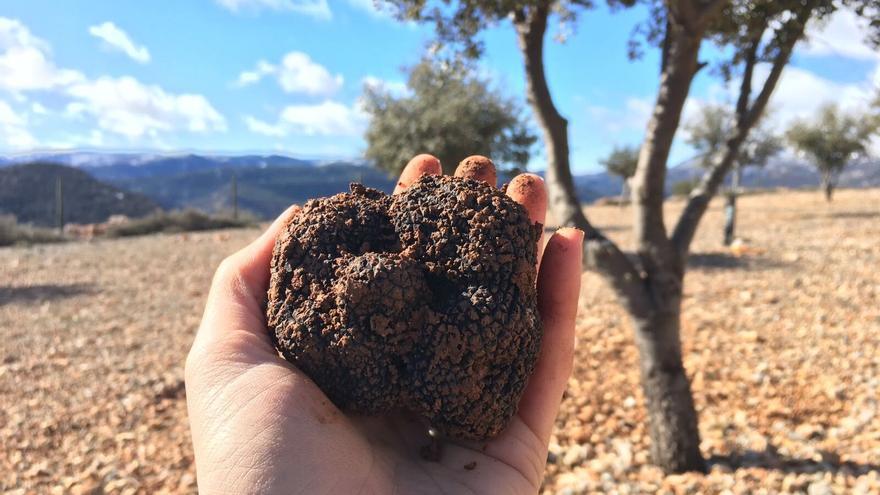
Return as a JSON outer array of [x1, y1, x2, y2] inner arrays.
[[1, 188, 878, 494]]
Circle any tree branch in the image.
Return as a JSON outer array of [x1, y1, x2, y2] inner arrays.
[[671, 20, 804, 255], [631, 20, 702, 274], [696, 0, 730, 28]]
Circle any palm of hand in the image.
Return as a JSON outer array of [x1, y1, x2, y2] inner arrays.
[[186, 156, 583, 495]]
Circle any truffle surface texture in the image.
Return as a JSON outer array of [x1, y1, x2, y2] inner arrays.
[[267, 175, 542, 440]]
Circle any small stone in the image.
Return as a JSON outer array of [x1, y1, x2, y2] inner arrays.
[[807, 481, 833, 495]]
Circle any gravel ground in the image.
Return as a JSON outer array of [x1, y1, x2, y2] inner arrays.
[[1, 188, 879, 494]]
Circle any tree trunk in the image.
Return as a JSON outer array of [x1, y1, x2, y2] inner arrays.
[[619, 179, 628, 207], [723, 165, 740, 246], [632, 303, 704, 474], [514, 6, 589, 231], [630, 19, 706, 473], [822, 172, 834, 202]]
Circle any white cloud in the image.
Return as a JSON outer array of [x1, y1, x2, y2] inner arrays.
[[244, 115, 286, 137], [0, 99, 37, 149], [586, 96, 653, 134], [245, 100, 366, 137], [346, 0, 395, 19], [361, 75, 408, 96], [801, 9, 879, 61], [0, 100, 24, 126], [236, 51, 343, 96], [0, 18, 227, 150], [89, 22, 151, 64], [215, 0, 331, 19], [0, 17, 84, 93], [65, 76, 227, 139], [754, 64, 876, 128], [30, 102, 47, 114], [236, 60, 276, 86], [277, 52, 343, 95], [676, 61, 880, 158]]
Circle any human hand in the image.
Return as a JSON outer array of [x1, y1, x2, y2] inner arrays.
[[185, 154, 584, 494]]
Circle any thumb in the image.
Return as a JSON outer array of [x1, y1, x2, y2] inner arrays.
[[190, 205, 300, 362]]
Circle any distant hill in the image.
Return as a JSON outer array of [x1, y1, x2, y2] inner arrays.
[[111, 162, 397, 219], [0, 163, 160, 227], [0, 152, 395, 220], [0, 151, 313, 181], [1, 152, 877, 220], [572, 158, 880, 200]]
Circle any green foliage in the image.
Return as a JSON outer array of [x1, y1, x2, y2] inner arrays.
[[387, 1, 598, 60], [600, 144, 639, 180], [685, 103, 782, 169], [785, 103, 875, 177], [707, 1, 836, 81], [362, 58, 536, 175], [0, 215, 65, 247], [104, 210, 254, 238], [854, 0, 880, 48], [685, 104, 730, 168]]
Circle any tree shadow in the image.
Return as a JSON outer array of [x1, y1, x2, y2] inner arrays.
[[829, 211, 880, 220], [0, 283, 96, 305], [687, 252, 788, 271], [708, 448, 880, 476]]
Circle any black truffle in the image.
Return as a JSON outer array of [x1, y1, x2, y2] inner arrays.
[[266, 175, 542, 440]]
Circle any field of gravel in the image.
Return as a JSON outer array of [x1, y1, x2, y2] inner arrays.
[[2, 188, 879, 494]]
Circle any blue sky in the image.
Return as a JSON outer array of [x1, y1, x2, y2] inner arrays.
[[0, 1, 877, 173]]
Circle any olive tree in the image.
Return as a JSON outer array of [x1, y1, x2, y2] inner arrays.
[[385, 0, 863, 474], [786, 103, 875, 201], [600, 145, 639, 204], [388, 0, 727, 473], [390, 0, 612, 228], [684, 103, 781, 244], [362, 59, 536, 176]]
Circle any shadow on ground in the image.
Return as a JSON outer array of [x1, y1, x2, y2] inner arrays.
[[708, 448, 880, 476], [0, 283, 96, 305], [829, 211, 880, 220], [799, 211, 880, 221], [687, 252, 789, 271]]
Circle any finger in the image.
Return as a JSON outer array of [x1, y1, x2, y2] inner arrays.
[[454, 155, 497, 187], [393, 154, 442, 194], [194, 204, 300, 351], [505, 173, 548, 265], [516, 228, 583, 446]]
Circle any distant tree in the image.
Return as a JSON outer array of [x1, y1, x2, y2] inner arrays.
[[684, 103, 781, 244], [786, 103, 875, 201], [362, 59, 536, 176], [600, 145, 639, 204]]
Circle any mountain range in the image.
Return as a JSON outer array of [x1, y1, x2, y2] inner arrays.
[[1, 151, 877, 225], [0, 163, 160, 226]]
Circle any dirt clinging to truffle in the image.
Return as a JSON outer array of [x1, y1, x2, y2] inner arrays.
[[267, 175, 542, 440]]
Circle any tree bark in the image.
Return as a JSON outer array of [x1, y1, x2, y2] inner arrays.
[[628, 14, 707, 473], [723, 165, 740, 246], [822, 171, 834, 202], [513, 4, 651, 319], [514, 5, 589, 231], [633, 18, 704, 272], [633, 307, 704, 473]]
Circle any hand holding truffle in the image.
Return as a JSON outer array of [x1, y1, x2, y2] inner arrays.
[[185, 154, 584, 494]]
